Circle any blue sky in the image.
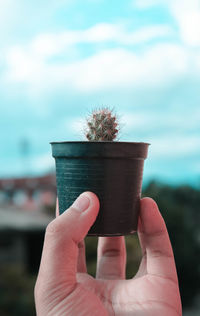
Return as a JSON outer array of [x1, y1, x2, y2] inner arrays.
[[0, 0, 200, 186]]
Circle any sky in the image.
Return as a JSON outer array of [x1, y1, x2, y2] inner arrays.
[[0, 0, 200, 186]]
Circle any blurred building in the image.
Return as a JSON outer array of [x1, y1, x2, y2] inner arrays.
[[0, 173, 56, 273], [0, 173, 56, 211]]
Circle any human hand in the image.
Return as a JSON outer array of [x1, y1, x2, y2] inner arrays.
[[34, 192, 182, 316]]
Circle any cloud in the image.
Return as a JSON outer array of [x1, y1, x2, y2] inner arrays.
[[134, 0, 162, 9], [123, 25, 172, 44], [150, 134, 200, 158], [134, 0, 200, 47], [0, 0, 17, 23], [122, 105, 200, 134], [4, 39, 191, 94], [5, 19, 196, 97], [5, 46, 44, 82], [170, 0, 200, 46], [1, 21, 184, 96], [84, 23, 173, 45], [19, 22, 173, 61]]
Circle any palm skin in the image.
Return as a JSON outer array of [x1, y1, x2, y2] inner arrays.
[[35, 194, 182, 316], [75, 267, 180, 316]]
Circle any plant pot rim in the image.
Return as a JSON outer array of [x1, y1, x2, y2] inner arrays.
[[50, 141, 150, 145], [51, 141, 150, 159]]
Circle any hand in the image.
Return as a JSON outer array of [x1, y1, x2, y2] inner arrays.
[[34, 192, 182, 316]]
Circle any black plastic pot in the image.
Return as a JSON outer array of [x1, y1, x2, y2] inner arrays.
[[51, 141, 149, 236]]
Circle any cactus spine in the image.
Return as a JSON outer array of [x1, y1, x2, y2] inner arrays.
[[85, 107, 119, 141]]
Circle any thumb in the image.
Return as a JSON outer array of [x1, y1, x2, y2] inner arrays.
[[35, 192, 99, 295]]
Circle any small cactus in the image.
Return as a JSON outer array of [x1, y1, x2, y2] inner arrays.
[[85, 107, 119, 141]]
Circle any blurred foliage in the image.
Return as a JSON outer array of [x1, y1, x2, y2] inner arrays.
[[0, 264, 36, 316], [0, 180, 200, 314]]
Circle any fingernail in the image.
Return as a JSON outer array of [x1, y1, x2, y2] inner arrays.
[[72, 194, 90, 212]]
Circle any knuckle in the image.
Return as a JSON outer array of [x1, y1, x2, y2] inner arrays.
[[102, 248, 122, 258], [46, 218, 61, 234], [150, 248, 173, 259]]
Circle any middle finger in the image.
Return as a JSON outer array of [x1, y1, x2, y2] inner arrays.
[[96, 236, 126, 280]]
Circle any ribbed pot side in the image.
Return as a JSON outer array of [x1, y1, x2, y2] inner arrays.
[[51, 141, 149, 236]]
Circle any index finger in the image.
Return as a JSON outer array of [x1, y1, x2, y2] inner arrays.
[[138, 197, 178, 284]]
